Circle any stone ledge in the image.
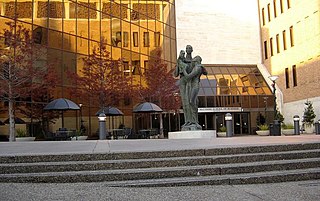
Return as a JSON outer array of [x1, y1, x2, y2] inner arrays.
[[168, 130, 216, 139]]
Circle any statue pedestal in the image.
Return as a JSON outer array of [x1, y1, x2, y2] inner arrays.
[[181, 124, 202, 131], [168, 130, 216, 139]]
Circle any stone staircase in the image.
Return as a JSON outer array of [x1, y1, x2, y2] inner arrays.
[[0, 143, 320, 186]]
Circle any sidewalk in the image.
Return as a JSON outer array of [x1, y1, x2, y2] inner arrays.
[[0, 134, 319, 156], [1, 135, 320, 201], [1, 179, 320, 201]]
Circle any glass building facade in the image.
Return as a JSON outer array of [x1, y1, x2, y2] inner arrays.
[[0, 0, 275, 138], [0, 0, 176, 136], [196, 64, 274, 135]]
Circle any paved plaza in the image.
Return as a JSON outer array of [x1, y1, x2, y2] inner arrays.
[[0, 135, 319, 201], [1, 134, 320, 156], [0, 180, 319, 201]]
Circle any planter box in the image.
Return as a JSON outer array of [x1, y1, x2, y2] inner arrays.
[[256, 130, 269, 136], [16, 137, 36, 141], [304, 125, 314, 134], [71, 136, 88, 141], [217, 132, 226, 137], [282, 129, 294, 135]]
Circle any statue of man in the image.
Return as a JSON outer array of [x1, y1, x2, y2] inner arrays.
[[175, 45, 207, 130], [181, 55, 206, 130], [174, 46, 193, 128]]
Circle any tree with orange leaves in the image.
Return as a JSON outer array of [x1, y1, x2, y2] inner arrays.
[[19, 64, 60, 138], [141, 48, 180, 111], [68, 40, 136, 109], [0, 22, 59, 141]]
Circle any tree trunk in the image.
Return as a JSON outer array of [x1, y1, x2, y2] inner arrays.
[[9, 100, 15, 142], [8, 61, 15, 142]]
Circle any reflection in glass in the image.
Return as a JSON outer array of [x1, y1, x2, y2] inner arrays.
[[132, 60, 140, 75], [133, 32, 139, 47], [154, 32, 160, 47], [143, 32, 149, 47], [123, 32, 129, 47], [0, 0, 177, 135]]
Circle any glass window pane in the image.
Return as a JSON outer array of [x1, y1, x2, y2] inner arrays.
[[48, 29, 62, 49], [123, 32, 129, 47], [198, 96, 206, 107], [102, 2, 127, 19], [133, 32, 139, 47], [89, 20, 100, 43], [132, 60, 141, 75], [5, 2, 33, 19], [143, 32, 150, 47], [101, 21, 111, 46], [77, 17, 88, 39], [154, 32, 161, 47], [63, 32, 75, 51], [71, 2, 96, 19], [37, 1, 65, 19], [77, 37, 88, 55]]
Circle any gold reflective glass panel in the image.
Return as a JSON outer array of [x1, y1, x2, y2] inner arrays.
[[0, 0, 176, 134], [199, 65, 273, 108]]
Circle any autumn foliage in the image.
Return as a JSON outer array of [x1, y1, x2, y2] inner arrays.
[[141, 48, 180, 111], [68, 41, 136, 108], [0, 22, 59, 140]]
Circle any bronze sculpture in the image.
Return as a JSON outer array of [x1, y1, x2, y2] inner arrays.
[[174, 45, 207, 130]]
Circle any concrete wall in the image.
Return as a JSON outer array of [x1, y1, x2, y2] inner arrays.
[[283, 97, 320, 126], [175, 0, 261, 64], [258, 0, 320, 120]]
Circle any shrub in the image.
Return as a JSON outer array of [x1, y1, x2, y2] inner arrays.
[[256, 113, 266, 126], [258, 124, 269, 130], [275, 109, 284, 123], [282, 123, 294, 129], [302, 100, 316, 126], [219, 126, 227, 132], [16, 129, 27, 137]]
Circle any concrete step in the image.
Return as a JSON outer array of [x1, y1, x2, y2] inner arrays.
[[103, 168, 320, 187], [1, 142, 320, 164], [1, 157, 319, 183], [1, 143, 319, 185], [1, 149, 319, 174]]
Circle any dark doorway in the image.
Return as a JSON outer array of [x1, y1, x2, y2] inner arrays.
[[206, 114, 215, 130], [216, 113, 225, 132], [198, 114, 206, 129], [233, 113, 249, 135]]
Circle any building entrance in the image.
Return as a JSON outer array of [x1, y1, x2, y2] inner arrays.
[[189, 112, 250, 135], [203, 113, 250, 135], [233, 113, 249, 135]]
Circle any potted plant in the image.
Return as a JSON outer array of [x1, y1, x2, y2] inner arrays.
[[282, 123, 294, 135], [217, 126, 227, 137], [256, 124, 269, 136], [275, 109, 284, 124], [302, 100, 316, 134], [16, 128, 36, 141], [256, 113, 266, 126], [71, 130, 88, 141]]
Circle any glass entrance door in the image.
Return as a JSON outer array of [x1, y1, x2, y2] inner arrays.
[[234, 113, 249, 135], [198, 114, 215, 130]]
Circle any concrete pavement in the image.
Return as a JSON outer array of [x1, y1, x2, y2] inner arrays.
[[0, 179, 319, 201], [0, 134, 320, 156], [1, 134, 320, 201]]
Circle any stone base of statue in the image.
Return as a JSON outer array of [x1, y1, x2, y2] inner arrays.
[[181, 123, 202, 131], [168, 130, 216, 139]]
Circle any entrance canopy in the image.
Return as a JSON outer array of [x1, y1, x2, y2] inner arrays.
[[197, 64, 274, 109]]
